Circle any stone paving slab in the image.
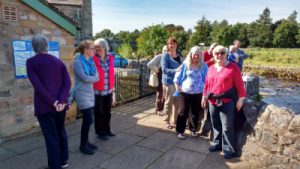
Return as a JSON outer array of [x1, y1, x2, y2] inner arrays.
[[0, 147, 16, 161], [122, 125, 159, 138], [176, 136, 210, 155], [65, 150, 112, 169], [0, 147, 47, 169], [1, 133, 44, 154], [90, 132, 143, 155], [100, 145, 162, 169], [137, 131, 179, 152], [147, 147, 207, 169]]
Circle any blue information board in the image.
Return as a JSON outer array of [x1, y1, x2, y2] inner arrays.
[[12, 40, 60, 78]]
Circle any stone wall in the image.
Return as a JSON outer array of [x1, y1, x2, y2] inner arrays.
[[0, 0, 77, 141], [238, 76, 300, 168]]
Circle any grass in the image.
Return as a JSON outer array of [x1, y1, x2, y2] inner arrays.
[[243, 48, 300, 69]]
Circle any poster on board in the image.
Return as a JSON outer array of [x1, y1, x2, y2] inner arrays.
[[12, 40, 60, 78]]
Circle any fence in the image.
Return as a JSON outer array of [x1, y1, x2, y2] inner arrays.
[[114, 61, 155, 105]]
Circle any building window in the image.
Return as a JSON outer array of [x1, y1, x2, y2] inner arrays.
[[76, 8, 82, 19], [3, 5, 18, 22]]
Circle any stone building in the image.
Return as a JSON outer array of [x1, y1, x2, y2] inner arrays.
[[45, 0, 93, 44], [0, 0, 79, 141]]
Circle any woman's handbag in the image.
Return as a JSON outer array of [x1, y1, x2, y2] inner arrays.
[[148, 71, 158, 87]]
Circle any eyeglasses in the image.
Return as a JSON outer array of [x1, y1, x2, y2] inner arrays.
[[87, 47, 95, 50], [215, 51, 225, 55]]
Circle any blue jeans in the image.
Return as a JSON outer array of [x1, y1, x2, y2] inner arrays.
[[209, 101, 235, 155], [37, 110, 68, 169], [80, 107, 94, 147]]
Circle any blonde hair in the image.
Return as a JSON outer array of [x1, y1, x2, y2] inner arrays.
[[184, 46, 204, 69], [73, 40, 94, 55]]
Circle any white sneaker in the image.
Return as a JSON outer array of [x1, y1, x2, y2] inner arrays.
[[177, 133, 186, 140], [61, 162, 69, 168], [191, 132, 198, 137]]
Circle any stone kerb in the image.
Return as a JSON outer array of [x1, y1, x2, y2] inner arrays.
[[238, 76, 300, 168]]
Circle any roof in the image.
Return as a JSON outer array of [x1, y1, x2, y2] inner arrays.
[[46, 0, 82, 6], [21, 0, 80, 36]]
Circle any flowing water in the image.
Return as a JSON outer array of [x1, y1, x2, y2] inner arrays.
[[260, 76, 300, 115]]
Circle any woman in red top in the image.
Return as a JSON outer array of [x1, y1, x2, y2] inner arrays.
[[202, 43, 217, 67], [201, 45, 246, 159]]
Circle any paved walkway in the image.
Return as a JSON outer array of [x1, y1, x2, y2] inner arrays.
[[0, 95, 250, 169]]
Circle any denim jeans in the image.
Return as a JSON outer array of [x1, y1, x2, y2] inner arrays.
[[80, 107, 94, 147], [209, 101, 235, 155]]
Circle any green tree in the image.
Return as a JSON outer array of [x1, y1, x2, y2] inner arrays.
[[248, 8, 273, 47], [273, 20, 298, 47], [171, 31, 189, 51], [287, 10, 298, 23], [233, 23, 249, 47], [210, 20, 237, 46], [94, 29, 115, 39], [136, 24, 168, 58], [188, 16, 212, 48], [117, 43, 134, 59]]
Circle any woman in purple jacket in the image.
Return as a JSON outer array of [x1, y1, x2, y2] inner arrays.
[[26, 34, 71, 169]]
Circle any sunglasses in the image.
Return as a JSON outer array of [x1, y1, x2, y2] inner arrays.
[[215, 51, 225, 55]]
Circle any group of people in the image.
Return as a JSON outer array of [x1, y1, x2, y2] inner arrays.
[[26, 34, 116, 169], [26, 34, 247, 168], [148, 37, 247, 159]]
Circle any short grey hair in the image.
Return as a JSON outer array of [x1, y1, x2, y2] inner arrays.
[[94, 38, 109, 51], [32, 34, 48, 54]]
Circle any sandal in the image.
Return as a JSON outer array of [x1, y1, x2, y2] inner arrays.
[[165, 124, 172, 129]]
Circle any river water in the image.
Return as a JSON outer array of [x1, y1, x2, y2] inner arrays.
[[260, 76, 300, 115]]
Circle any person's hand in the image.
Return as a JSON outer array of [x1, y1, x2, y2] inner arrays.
[[175, 83, 182, 92], [201, 98, 207, 108], [53, 100, 59, 108], [112, 92, 116, 106], [236, 97, 245, 111], [55, 103, 67, 112]]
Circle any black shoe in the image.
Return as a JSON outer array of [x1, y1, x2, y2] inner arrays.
[[98, 134, 109, 141], [106, 132, 116, 137], [224, 153, 238, 159], [209, 145, 222, 152], [80, 145, 95, 155], [87, 142, 98, 150]]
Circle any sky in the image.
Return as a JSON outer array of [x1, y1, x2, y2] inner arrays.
[[92, 0, 300, 35]]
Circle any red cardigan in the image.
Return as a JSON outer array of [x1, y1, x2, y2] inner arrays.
[[203, 62, 246, 105], [202, 50, 215, 67], [93, 54, 114, 91]]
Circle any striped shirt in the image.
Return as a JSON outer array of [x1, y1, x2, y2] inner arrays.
[[94, 54, 113, 96]]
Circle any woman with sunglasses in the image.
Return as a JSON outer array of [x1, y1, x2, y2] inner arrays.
[[201, 45, 246, 159]]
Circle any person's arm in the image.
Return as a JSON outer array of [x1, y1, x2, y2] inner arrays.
[[233, 65, 246, 110], [161, 54, 176, 75], [173, 66, 183, 92], [238, 49, 248, 59], [26, 60, 56, 106], [73, 60, 99, 83], [147, 55, 160, 73], [58, 63, 72, 103]]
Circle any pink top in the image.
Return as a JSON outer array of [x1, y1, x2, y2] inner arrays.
[[203, 62, 246, 105]]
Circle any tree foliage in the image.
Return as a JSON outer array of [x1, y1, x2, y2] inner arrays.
[[188, 16, 212, 47], [117, 43, 134, 59], [136, 24, 168, 58], [94, 29, 115, 40], [273, 20, 299, 47]]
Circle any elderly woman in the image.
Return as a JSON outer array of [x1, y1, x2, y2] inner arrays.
[[161, 37, 183, 129], [26, 34, 71, 169], [73, 40, 99, 155], [147, 45, 167, 115], [93, 38, 115, 141], [201, 45, 246, 159], [174, 46, 208, 139]]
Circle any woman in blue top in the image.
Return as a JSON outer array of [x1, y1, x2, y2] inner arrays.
[[161, 37, 183, 129], [174, 46, 208, 139], [73, 40, 99, 155]]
